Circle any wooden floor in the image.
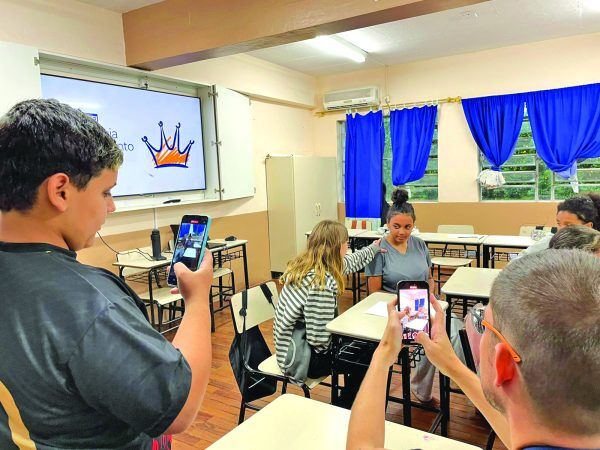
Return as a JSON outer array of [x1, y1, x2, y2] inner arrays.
[[166, 282, 508, 450]]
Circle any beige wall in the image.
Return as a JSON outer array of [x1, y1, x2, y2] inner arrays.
[[315, 32, 600, 203], [0, 2, 317, 281], [0, 0, 125, 65]]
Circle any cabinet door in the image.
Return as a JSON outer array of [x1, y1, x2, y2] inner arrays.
[[292, 157, 338, 253], [0, 41, 41, 116], [213, 85, 255, 200]]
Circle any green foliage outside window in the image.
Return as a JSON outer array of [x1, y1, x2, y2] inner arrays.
[[481, 117, 600, 201]]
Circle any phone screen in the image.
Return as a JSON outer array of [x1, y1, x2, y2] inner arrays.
[[167, 216, 210, 286], [398, 283, 430, 342]]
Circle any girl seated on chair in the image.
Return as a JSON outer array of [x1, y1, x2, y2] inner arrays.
[[274, 220, 383, 399], [365, 188, 465, 405]]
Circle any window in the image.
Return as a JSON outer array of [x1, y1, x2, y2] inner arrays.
[[480, 114, 600, 201], [337, 116, 439, 203]]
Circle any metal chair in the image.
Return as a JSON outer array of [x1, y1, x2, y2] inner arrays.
[[230, 282, 329, 424]]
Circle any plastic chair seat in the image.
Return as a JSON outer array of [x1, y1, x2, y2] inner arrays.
[[257, 355, 327, 390], [139, 287, 183, 306], [431, 257, 472, 267], [213, 267, 233, 279]]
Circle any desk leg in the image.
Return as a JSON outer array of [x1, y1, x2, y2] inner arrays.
[[445, 295, 453, 336], [476, 244, 481, 268], [401, 348, 412, 427], [242, 243, 249, 290], [118, 266, 125, 281], [483, 245, 490, 269], [440, 371, 449, 436], [331, 335, 340, 405], [147, 270, 156, 329]]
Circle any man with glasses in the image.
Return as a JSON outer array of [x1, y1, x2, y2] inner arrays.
[[347, 249, 600, 450]]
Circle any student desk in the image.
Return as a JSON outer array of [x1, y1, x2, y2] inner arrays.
[[441, 267, 502, 327], [326, 292, 451, 436], [482, 235, 535, 268], [208, 394, 479, 450], [440, 267, 501, 424], [353, 231, 487, 267], [113, 239, 250, 327]]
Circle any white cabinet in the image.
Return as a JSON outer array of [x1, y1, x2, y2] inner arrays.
[[0, 41, 41, 116], [266, 155, 338, 274]]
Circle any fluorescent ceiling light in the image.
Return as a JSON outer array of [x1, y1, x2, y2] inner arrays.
[[310, 35, 367, 63]]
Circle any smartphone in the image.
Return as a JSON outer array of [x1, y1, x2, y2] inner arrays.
[[167, 215, 212, 286], [397, 280, 431, 344]]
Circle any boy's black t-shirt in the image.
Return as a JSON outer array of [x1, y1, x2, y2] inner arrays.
[[0, 242, 191, 449]]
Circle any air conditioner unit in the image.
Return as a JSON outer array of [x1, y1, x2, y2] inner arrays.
[[323, 86, 379, 111]]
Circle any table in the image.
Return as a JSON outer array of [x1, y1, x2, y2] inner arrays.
[[356, 231, 487, 267], [326, 291, 450, 435], [482, 235, 535, 268], [207, 394, 480, 450], [113, 239, 250, 328], [440, 267, 501, 426]]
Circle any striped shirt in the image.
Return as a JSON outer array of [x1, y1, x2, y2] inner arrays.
[[274, 244, 379, 371]]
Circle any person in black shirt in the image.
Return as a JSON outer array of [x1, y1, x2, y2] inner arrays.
[[0, 99, 213, 449]]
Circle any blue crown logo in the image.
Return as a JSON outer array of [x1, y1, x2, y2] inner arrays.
[[142, 121, 194, 168]]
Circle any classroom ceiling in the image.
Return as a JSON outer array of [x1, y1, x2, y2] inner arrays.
[[247, 0, 600, 76], [76, 0, 162, 13]]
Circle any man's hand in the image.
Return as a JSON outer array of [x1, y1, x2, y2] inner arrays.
[[415, 294, 461, 376], [375, 299, 408, 366], [169, 251, 213, 305]]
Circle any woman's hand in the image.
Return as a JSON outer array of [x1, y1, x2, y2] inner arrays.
[[372, 239, 388, 253]]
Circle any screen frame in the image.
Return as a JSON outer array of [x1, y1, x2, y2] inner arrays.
[[167, 215, 211, 286], [397, 280, 431, 344], [40, 73, 208, 197]]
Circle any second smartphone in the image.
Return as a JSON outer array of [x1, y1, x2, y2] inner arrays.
[[167, 215, 212, 286], [397, 280, 431, 344]]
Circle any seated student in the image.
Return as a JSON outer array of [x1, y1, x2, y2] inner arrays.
[[347, 250, 600, 450], [518, 192, 600, 257], [0, 99, 213, 449], [365, 188, 464, 404], [274, 220, 383, 395], [549, 224, 600, 255]]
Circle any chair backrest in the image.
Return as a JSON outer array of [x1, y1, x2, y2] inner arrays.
[[437, 224, 475, 234], [464, 310, 482, 370], [230, 281, 279, 334], [116, 246, 154, 277]]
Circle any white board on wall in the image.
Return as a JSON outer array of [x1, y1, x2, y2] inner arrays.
[[0, 41, 41, 116]]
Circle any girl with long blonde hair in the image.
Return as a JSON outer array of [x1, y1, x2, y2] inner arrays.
[[274, 219, 383, 389]]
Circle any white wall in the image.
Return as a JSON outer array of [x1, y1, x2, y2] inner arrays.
[[0, 0, 125, 65], [314, 32, 600, 202]]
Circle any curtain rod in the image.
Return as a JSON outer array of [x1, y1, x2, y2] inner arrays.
[[314, 96, 462, 117]]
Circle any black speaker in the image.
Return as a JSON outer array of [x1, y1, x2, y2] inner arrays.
[[150, 229, 166, 261]]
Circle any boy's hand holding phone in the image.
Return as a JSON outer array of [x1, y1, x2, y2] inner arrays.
[[170, 252, 214, 305]]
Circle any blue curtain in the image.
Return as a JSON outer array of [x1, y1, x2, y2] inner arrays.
[[462, 93, 525, 171], [390, 105, 437, 185], [526, 83, 600, 179], [345, 111, 384, 218]]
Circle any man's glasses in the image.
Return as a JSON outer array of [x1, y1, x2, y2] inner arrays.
[[471, 305, 522, 363]]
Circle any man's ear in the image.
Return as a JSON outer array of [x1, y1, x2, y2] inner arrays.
[[494, 342, 517, 387], [45, 173, 71, 213]]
